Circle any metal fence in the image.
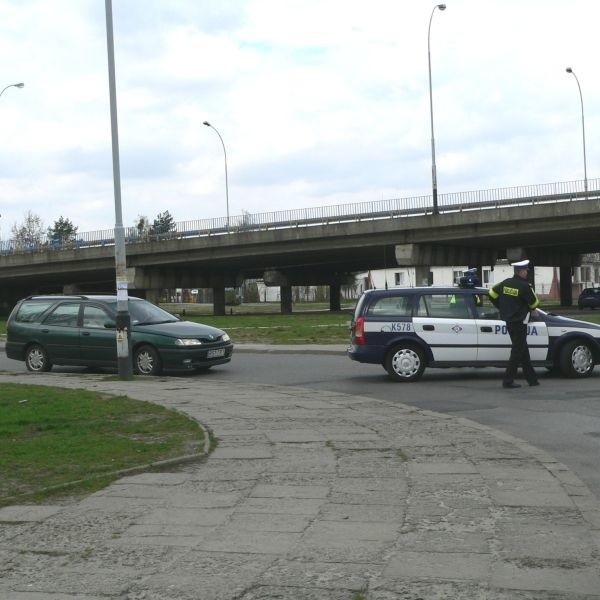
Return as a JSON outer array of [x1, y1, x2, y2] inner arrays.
[[1, 177, 598, 257]]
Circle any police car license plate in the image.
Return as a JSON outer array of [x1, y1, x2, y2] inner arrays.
[[207, 348, 226, 358]]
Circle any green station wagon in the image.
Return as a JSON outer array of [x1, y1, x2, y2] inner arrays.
[[6, 295, 233, 376]]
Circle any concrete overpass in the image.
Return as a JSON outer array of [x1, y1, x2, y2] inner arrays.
[[1, 178, 599, 314]]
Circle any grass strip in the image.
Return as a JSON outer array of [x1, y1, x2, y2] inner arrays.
[[0, 383, 205, 506], [188, 313, 351, 344]]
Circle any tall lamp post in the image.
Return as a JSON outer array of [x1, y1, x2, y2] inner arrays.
[[203, 121, 230, 230], [105, 0, 132, 379], [428, 3, 446, 215], [565, 67, 588, 195], [0, 82, 24, 98]]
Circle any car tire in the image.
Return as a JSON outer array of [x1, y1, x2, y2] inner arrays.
[[384, 343, 426, 382], [133, 345, 162, 376], [25, 344, 52, 372], [559, 339, 595, 378]]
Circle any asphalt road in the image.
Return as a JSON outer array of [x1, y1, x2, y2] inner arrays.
[[2, 346, 600, 500]]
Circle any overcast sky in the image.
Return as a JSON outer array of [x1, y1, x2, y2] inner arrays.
[[1, 0, 598, 237]]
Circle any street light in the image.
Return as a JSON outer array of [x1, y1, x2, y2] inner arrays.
[[427, 3, 446, 215], [105, 0, 132, 379], [565, 67, 588, 195], [0, 82, 25, 98], [203, 121, 230, 230]]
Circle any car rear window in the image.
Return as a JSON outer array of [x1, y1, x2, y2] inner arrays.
[[366, 295, 412, 317], [14, 300, 55, 323]]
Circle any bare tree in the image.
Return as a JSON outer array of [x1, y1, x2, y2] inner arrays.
[[135, 215, 151, 240], [11, 210, 45, 250]]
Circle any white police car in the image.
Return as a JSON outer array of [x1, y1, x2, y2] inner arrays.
[[348, 286, 600, 382]]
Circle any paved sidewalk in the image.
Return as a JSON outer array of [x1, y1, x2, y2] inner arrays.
[[1, 372, 599, 599]]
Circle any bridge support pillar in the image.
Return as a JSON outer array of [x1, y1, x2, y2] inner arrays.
[[0, 288, 27, 316], [280, 285, 293, 314], [213, 286, 226, 316], [144, 289, 162, 305], [559, 265, 573, 307], [415, 266, 432, 286], [330, 283, 341, 311]]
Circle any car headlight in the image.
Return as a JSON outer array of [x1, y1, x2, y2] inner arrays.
[[175, 338, 203, 346], [221, 333, 230, 342]]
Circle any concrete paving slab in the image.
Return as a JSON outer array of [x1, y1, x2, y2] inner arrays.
[[0, 505, 63, 522], [257, 559, 379, 590], [491, 561, 600, 595], [382, 550, 493, 580], [249, 484, 330, 499]]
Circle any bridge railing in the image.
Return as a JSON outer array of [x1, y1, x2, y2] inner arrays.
[[1, 177, 598, 256]]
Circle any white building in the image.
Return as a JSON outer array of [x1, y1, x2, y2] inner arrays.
[[357, 258, 600, 301]]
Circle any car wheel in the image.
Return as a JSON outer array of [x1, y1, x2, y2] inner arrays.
[[133, 345, 162, 376], [25, 344, 52, 372], [559, 339, 595, 378], [384, 344, 426, 382]]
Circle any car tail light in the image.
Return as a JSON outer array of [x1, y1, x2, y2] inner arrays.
[[353, 316, 366, 345]]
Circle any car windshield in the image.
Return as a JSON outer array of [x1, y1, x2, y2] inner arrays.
[[128, 300, 179, 325]]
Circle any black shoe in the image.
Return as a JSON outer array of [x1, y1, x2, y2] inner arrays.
[[528, 380, 540, 387], [502, 382, 521, 389]]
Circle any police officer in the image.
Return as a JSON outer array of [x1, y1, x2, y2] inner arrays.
[[489, 259, 540, 388]]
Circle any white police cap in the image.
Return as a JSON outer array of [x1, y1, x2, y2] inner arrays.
[[511, 259, 531, 269]]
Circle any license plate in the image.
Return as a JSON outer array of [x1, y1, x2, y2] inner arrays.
[[207, 348, 226, 358]]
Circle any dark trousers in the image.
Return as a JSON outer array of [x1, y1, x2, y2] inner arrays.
[[504, 321, 537, 384]]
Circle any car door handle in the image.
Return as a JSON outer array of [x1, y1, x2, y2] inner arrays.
[[41, 329, 49, 333], [480, 326, 493, 332], [82, 331, 91, 336], [422, 325, 435, 331]]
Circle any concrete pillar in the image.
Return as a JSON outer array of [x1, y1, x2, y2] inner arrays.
[[415, 266, 431, 286], [145, 289, 162, 305], [329, 283, 341, 311], [280, 285, 293, 314], [559, 265, 573, 307], [0, 288, 26, 316], [213, 286, 226, 316]]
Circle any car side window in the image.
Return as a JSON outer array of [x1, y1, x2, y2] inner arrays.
[[475, 295, 500, 320], [418, 293, 471, 318], [83, 305, 110, 329], [43, 303, 80, 327], [367, 295, 412, 317]]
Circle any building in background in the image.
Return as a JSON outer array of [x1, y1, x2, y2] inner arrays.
[[357, 254, 600, 302]]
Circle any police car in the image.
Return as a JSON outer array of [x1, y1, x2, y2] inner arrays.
[[348, 286, 600, 382]]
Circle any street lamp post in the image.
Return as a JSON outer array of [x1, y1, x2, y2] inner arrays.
[[203, 121, 230, 230], [0, 82, 24, 98], [565, 67, 588, 195], [105, 0, 132, 379], [428, 3, 446, 215]]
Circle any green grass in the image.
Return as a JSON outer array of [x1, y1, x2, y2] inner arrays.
[[186, 313, 351, 344], [0, 384, 206, 506]]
